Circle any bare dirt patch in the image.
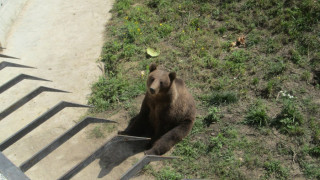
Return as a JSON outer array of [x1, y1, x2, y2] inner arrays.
[[0, 0, 159, 179]]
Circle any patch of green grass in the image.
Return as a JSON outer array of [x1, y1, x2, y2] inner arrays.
[[103, 123, 117, 133], [263, 160, 289, 180], [173, 138, 206, 160], [100, 41, 123, 75], [244, 100, 270, 127], [262, 38, 282, 54], [223, 50, 251, 76], [308, 146, 320, 158], [114, 0, 133, 16], [89, 123, 116, 139], [202, 55, 219, 69], [90, 0, 320, 178], [89, 126, 104, 138], [262, 78, 281, 98], [203, 107, 220, 127], [153, 167, 183, 180], [276, 142, 293, 156], [252, 77, 259, 85], [301, 71, 311, 83], [157, 23, 174, 38], [89, 76, 129, 111], [303, 98, 319, 115], [201, 91, 238, 106], [190, 117, 205, 135], [246, 29, 263, 48], [299, 160, 320, 179], [89, 76, 145, 112], [150, 125, 272, 179], [272, 99, 304, 135], [310, 117, 320, 145], [265, 60, 286, 79], [289, 48, 302, 64]]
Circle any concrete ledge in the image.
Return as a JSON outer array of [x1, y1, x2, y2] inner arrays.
[[0, 0, 29, 47]]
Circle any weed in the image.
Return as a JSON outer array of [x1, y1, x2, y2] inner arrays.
[[276, 142, 292, 156], [101, 41, 123, 76], [217, 26, 227, 35], [209, 76, 232, 91], [265, 60, 286, 79], [89, 76, 129, 111], [263, 160, 289, 180], [153, 167, 183, 180], [278, 90, 295, 100], [224, 49, 251, 76], [263, 38, 282, 54], [246, 30, 263, 48], [202, 55, 219, 69], [122, 43, 141, 58], [301, 71, 311, 83], [303, 98, 319, 115], [203, 107, 220, 127], [309, 146, 320, 158], [289, 48, 302, 64], [173, 138, 205, 160], [102, 123, 117, 133], [89, 76, 144, 112], [114, 0, 133, 16], [122, 21, 142, 43], [157, 23, 173, 38], [243, 155, 261, 170], [252, 77, 259, 85], [190, 117, 205, 135], [201, 91, 238, 106], [89, 126, 104, 138], [299, 160, 320, 179], [310, 117, 320, 144], [263, 78, 281, 98], [272, 99, 304, 135], [244, 100, 270, 127]]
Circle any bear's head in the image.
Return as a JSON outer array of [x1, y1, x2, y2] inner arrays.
[[147, 63, 176, 95]]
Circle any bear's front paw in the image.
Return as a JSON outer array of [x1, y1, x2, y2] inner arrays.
[[144, 149, 156, 155]]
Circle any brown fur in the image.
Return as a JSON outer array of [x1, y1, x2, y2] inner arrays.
[[118, 63, 196, 155]]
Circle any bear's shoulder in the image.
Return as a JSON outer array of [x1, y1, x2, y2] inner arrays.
[[174, 78, 185, 87]]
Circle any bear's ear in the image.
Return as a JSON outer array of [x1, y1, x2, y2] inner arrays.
[[149, 63, 157, 72], [169, 72, 176, 82]]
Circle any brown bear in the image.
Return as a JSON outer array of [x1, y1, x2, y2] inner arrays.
[[118, 63, 196, 155]]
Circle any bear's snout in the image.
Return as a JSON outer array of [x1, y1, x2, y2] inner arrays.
[[149, 87, 156, 94], [149, 79, 159, 95]]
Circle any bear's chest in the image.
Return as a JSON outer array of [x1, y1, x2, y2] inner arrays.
[[148, 104, 169, 121], [148, 103, 176, 127], [148, 104, 172, 135]]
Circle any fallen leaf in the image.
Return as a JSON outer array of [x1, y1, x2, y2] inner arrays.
[[147, 47, 160, 57]]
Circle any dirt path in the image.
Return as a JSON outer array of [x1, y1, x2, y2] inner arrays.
[[0, 0, 151, 179]]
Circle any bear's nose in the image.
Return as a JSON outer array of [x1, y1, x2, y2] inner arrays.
[[149, 88, 155, 94]]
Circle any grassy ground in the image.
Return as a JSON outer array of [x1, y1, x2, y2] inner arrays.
[[89, 0, 320, 179]]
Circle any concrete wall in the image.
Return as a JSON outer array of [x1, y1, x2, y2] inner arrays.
[[0, 0, 29, 47]]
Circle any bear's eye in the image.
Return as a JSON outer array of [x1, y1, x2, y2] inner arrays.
[[160, 81, 163, 85], [150, 77, 155, 82]]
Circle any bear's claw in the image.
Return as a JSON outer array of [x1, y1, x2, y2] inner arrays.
[[144, 149, 156, 155]]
